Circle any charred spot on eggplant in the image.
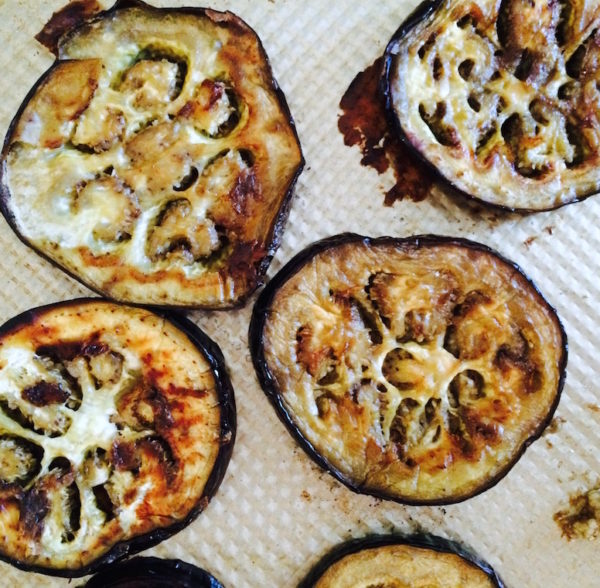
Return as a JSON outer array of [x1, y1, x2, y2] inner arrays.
[[0, 299, 235, 576], [251, 234, 566, 504], [0, 1, 303, 308], [84, 556, 224, 587], [384, 0, 600, 211], [298, 534, 505, 588]]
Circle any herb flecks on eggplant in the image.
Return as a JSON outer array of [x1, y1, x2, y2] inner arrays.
[[384, 0, 600, 211], [250, 234, 566, 504], [299, 534, 504, 587], [0, 1, 303, 308], [84, 556, 224, 587], [0, 299, 235, 576]]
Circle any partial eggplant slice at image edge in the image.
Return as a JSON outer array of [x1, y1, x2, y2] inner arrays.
[[83, 556, 225, 587], [382, 0, 600, 212], [0, 298, 235, 577], [297, 534, 505, 587]]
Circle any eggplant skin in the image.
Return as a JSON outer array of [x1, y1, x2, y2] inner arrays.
[[84, 556, 224, 587], [0, 0, 303, 309], [384, 0, 600, 212], [250, 234, 567, 505], [0, 298, 235, 577], [298, 534, 504, 588]]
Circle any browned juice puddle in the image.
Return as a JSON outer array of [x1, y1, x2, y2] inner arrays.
[[36, 0, 103, 55], [338, 57, 433, 206]]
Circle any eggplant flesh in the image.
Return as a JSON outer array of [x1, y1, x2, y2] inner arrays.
[[0, 299, 235, 576], [299, 534, 504, 588], [0, 1, 303, 308], [84, 556, 224, 587], [251, 234, 566, 504], [385, 0, 600, 211]]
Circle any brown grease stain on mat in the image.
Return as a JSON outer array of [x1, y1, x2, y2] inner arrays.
[[544, 416, 566, 435], [338, 57, 433, 206], [35, 0, 103, 55], [554, 486, 600, 540]]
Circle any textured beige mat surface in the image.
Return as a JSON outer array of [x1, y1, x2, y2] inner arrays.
[[0, 0, 598, 586]]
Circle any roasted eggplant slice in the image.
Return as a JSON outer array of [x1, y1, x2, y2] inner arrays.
[[250, 234, 566, 504], [84, 556, 224, 587], [384, 0, 600, 211], [298, 534, 504, 587], [0, 1, 303, 308], [0, 299, 235, 576]]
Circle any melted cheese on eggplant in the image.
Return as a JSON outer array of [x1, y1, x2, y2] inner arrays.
[[261, 238, 565, 503], [0, 301, 224, 572], [3, 5, 302, 307], [388, 0, 600, 210]]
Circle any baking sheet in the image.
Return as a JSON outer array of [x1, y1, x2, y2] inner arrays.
[[0, 0, 598, 586]]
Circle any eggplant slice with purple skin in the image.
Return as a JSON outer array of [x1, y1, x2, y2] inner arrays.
[[84, 556, 224, 587], [250, 234, 567, 504], [384, 0, 600, 211], [0, 299, 235, 576], [298, 534, 504, 588], [0, 0, 303, 308]]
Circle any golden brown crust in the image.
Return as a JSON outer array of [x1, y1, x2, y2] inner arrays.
[[0, 300, 226, 572], [257, 236, 565, 503], [2, 4, 302, 307]]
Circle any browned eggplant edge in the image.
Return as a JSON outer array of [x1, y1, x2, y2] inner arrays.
[[0, 297, 236, 578], [83, 556, 224, 587], [249, 233, 568, 506], [381, 0, 596, 213], [297, 533, 505, 587], [0, 0, 304, 310]]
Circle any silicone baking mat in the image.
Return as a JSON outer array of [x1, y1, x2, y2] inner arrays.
[[0, 1, 598, 586]]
